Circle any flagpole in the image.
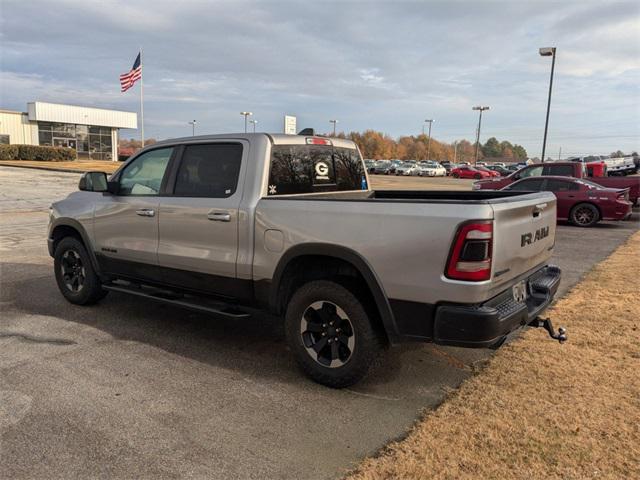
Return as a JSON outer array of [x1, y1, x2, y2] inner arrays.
[[140, 48, 144, 147]]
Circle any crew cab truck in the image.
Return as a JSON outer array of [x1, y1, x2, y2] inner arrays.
[[48, 133, 563, 388], [473, 161, 640, 205]]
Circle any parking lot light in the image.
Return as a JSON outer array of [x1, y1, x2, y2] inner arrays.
[[539, 47, 557, 164], [329, 119, 338, 136], [424, 119, 434, 160], [249, 119, 258, 132], [188, 120, 197, 136], [240, 112, 253, 133], [472, 106, 490, 165]]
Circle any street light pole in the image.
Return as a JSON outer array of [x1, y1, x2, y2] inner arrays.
[[472, 106, 490, 165], [539, 47, 556, 164], [240, 111, 253, 133], [249, 119, 258, 133], [424, 119, 434, 160], [453, 141, 458, 163], [329, 119, 338, 136], [188, 120, 196, 136]]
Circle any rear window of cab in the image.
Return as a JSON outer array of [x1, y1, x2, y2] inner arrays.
[[267, 145, 366, 195]]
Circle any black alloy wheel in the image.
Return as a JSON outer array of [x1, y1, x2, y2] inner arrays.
[[60, 249, 86, 293], [300, 301, 355, 368]]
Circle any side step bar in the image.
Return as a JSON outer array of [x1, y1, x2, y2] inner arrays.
[[103, 283, 251, 319]]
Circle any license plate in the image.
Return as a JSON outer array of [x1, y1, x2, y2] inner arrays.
[[512, 280, 527, 303]]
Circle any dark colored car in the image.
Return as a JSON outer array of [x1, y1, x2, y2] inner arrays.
[[371, 160, 392, 174], [502, 176, 632, 227], [486, 165, 511, 176]]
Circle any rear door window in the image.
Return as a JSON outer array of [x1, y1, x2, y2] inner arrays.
[[173, 143, 242, 198], [545, 179, 579, 191], [543, 164, 574, 177], [509, 179, 544, 191], [268, 144, 365, 195]]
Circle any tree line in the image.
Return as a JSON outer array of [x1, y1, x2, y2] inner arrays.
[[331, 130, 528, 162]]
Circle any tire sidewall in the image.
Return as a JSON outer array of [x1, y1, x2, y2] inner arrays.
[[54, 237, 105, 304], [284, 280, 380, 388]]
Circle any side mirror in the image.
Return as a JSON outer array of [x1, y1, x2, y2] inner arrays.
[[79, 171, 109, 192]]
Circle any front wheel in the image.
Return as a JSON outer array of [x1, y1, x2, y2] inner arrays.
[[570, 203, 600, 227], [285, 280, 383, 388], [474, 173, 482, 179], [452, 172, 460, 178], [54, 237, 108, 305]]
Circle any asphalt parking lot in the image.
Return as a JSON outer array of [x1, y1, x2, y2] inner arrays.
[[1, 166, 638, 480]]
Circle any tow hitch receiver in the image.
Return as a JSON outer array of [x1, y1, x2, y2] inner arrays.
[[530, 317, 567, 343]]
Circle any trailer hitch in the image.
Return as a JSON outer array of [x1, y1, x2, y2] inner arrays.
[[530, 317, 567, 343]]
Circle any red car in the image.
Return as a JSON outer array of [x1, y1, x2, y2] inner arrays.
[[475, 165, 501, 177], [502, 176, 632, 227], [450, 165, 492, 179]]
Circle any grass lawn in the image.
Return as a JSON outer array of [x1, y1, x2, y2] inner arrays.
[[346, 232, 640, 480]]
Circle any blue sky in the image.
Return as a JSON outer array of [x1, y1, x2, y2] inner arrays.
[[1, 0, 638, 158]]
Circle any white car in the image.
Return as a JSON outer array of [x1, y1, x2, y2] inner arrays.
[[419, 162, 447, 177], [395, 162, 420, 176]]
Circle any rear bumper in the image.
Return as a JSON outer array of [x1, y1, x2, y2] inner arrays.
[[433, 265, 561, 348]]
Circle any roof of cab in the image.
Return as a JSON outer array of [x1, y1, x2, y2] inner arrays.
[[151, 132, 358, 150]]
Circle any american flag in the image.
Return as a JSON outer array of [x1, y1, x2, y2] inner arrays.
[[120, 53, 142, 92]]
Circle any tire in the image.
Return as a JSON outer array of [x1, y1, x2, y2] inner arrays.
[[285, 280, 383, 388], [474, 173, 482, 179], [452, 173, 460, 178], [570, 203, 600, 227], [54, 236, 108, 305]]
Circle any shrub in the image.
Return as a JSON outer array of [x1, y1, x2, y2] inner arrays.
[[0, 144, 77, 162], [0, 144, 19, 160]]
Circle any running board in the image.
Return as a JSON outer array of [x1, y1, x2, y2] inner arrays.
[[102, 283, 251, 319]]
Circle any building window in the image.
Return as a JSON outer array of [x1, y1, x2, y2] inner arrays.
[[36, 121, 113, 160], [0, 134, 9, 145]]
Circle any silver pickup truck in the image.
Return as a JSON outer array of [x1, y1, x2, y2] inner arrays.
[[48, 132, 562, 387]]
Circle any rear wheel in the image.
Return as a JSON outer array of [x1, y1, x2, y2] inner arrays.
[[474, 173, 482, 179], [570, 203, 600, 227], [452, 172, 460, 178], [285, 280, 383, 388], [54, 237, 107, 305]]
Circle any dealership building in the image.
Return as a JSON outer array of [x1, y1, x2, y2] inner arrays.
[[0, 102, 137, 160]]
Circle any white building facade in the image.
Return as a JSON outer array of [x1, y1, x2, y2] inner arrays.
[[0, 102, 137, 160]]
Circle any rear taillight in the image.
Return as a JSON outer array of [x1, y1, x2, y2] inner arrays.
[[446, 221, 493, 281]]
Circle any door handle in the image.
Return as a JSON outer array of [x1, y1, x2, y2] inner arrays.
[[135, 208, 155, 217], [532, 203, 547, 217], [207, 212, 231, 222]]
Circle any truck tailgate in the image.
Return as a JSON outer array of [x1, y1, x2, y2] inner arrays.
[[490, 192, 557, 290]]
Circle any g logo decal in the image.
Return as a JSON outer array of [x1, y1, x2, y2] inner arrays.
[[315, 161, 329, 179]]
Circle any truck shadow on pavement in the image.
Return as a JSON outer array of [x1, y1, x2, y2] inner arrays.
[[2, 262, 481, 397]]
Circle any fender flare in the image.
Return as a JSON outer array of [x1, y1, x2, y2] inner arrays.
[[49, 218, 102, 276], [270, 243, 400, 343]]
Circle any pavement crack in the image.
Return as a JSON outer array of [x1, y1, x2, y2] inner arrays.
[[0, 332, 76, 346]]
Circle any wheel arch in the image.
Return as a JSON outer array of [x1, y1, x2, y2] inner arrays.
[[49, 219, 102, 275], [269, 243, 400, 343]]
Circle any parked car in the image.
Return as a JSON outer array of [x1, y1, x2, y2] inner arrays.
[[364, 159, 376, 173], [419, 162, 447, 177], [502, 176, 632, 227], [486, 165, 511, 176], [371, 160, 393, 174], [451, 165, 492, 179], [48, 132, 562, 388], [395, 162, 420, 176], [475, 165, 501, 178], [473, 161, 640, 205], [506, 164, 521, 172]]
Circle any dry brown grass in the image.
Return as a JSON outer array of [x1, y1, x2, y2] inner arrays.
[[347, 232, 640, 480]]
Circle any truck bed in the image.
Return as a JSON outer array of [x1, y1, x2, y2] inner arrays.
[[284, 189, 541, 203]]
